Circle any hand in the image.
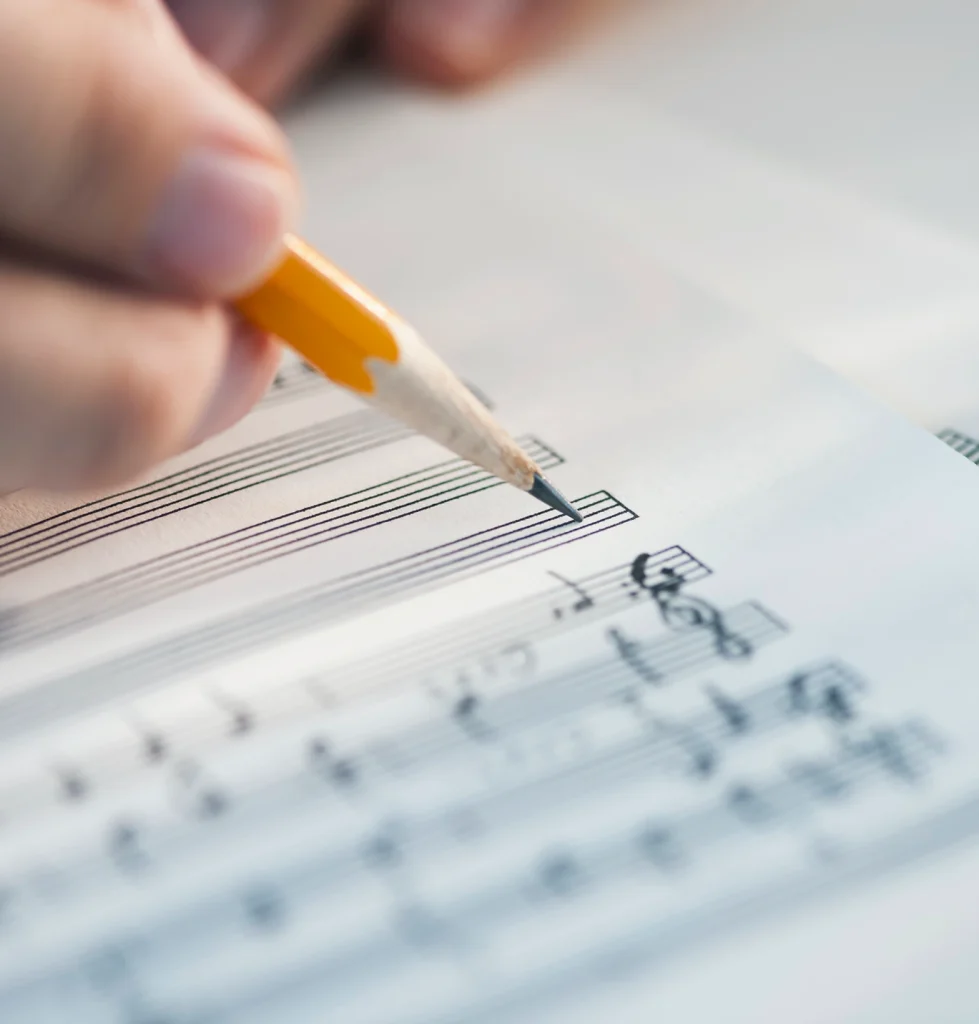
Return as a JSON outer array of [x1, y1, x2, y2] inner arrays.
[[0, 0, 296, 493], [165, 0, 607, 105], [0, 0, 606, 497]]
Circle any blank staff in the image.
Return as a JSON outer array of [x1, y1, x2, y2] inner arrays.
[[0, 439, 564, 652], [0, 493, 637, 739], [0, 412, 411, 577], [938, 428, 979, 464]]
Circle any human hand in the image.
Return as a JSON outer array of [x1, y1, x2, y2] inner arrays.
[[0, 0, 296, 493], [0, 0, 607, 497], [165, 0, 608, 105]]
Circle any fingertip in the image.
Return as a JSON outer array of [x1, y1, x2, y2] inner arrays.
[[377, 0, 538, 87], [144, 144, 297, 300]]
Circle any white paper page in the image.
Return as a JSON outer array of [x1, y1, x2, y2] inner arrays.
[[450, 4, 979, 445], [3, 54, 979, 1024]]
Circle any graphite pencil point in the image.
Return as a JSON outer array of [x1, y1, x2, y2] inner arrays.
[[530, 474, 584, 523]]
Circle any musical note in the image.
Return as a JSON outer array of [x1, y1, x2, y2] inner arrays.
[[704, 685, 751, 734], [637, 824, 685, 870], [207, 691, 258, 737], [242, 886, 287, 932], [786, 666, 862, 724], [108, 820, 149, 873], [171, 761, 230, 820], [607, 626, 662, 684], [451, 691, 495, 741], [615, 689, 718, 777], [307, 737, 359, 788], [57, 768, 89, 802], [630, 556, 753, 660], [647, 714, 718, 778], [676, 729, 718, 779], [727, 784, 774, 827], [135, 728, 168, 765], [547, 570, 596, 620], [537, 851, 583, 897], [362, 825, 405, 871]]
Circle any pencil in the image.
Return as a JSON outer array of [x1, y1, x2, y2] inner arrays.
[[234, 234, 582, 522]]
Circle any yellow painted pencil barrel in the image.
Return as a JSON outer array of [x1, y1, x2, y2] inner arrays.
[[234, 233, 582, 522], [236, 235, 400, 395]]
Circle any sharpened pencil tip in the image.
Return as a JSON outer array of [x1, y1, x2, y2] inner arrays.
[[530, 474, 584, 523]]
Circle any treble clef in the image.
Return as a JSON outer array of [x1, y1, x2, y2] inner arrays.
[[630, 555, 753, 660]]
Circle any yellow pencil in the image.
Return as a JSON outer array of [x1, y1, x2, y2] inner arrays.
[[235, 234, 582, 522]]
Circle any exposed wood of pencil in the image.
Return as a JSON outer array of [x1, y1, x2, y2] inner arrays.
[[236, 234, 582, 521]]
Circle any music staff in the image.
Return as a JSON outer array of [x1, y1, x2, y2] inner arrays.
[[0, 683, 949, 1021], [0, 520, 958, 1024]]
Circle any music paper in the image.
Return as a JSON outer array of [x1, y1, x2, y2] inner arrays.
[[5, 29, 979, 1024]]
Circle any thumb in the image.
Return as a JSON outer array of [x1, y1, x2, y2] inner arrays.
[[0, 0, 297, 298]]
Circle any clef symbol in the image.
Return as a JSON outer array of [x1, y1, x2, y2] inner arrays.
[[630, 554, 752, 661]]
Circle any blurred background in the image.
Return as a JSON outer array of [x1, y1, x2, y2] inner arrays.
[[287, 0, 979, 432]]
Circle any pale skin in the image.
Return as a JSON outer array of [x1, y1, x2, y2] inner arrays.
[[0, 0, 608, 495]]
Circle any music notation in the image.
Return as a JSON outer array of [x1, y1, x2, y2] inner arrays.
[[0, 645, 948, 1024], [3, 39, 979, 1020], [0, 546, 778, 834], [0, 439, 565, 652], [0, 547, 707, 829], [0, 411, 413, 577], [630, 556, 755, 660], [0, 490, 966, 1024], [938, 427, 979, 464], [356, 546, 712, 699]]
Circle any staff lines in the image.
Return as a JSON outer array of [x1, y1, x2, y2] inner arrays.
[[0, 493, 637, 739], [339, 547, 712, 696], [0, 412, 411, 576], [0, 440, 564, 653]]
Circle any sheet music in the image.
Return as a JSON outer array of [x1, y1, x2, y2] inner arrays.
[[6, 30, 979, 1024]]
